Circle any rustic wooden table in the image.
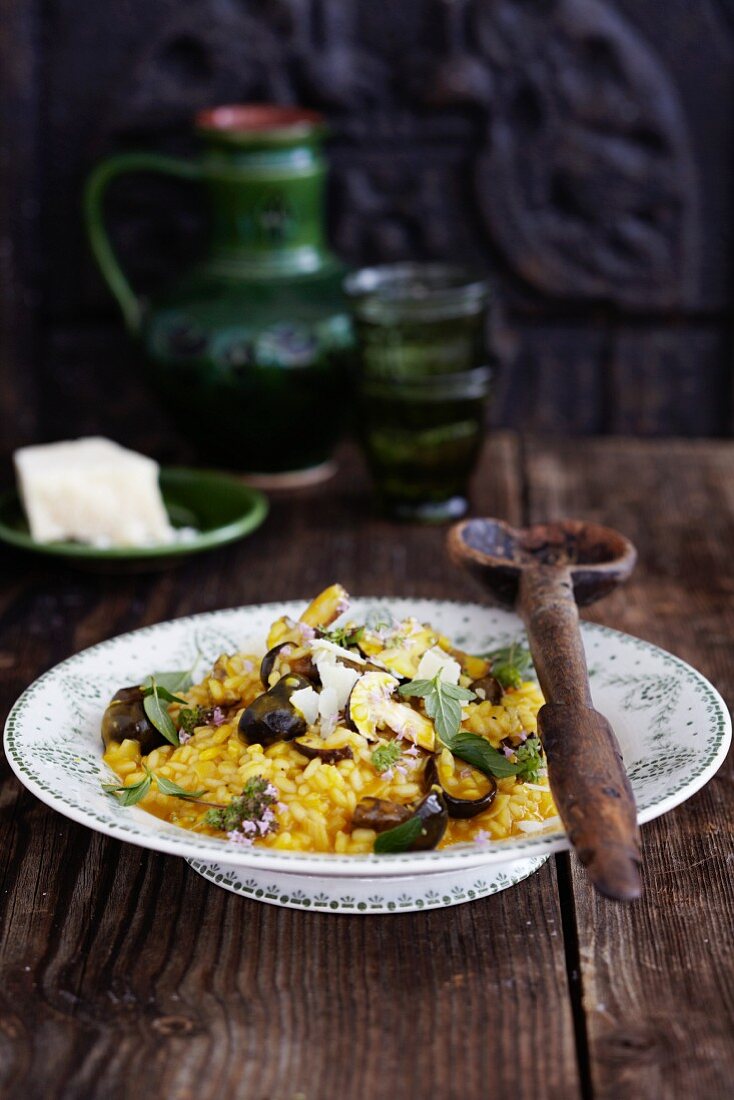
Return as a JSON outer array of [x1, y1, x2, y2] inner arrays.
[[1, 434, 733, 1100]]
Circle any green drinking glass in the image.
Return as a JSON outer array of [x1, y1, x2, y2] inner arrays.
[[345, 263, 492, 522]]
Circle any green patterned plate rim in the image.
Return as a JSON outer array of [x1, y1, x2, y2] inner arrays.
[[4, 598, 731, 878], [0, 467, 268, 561]]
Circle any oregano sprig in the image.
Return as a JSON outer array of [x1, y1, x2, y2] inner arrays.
[[202, 776, 279, 836], [371, 741, 402, 774]]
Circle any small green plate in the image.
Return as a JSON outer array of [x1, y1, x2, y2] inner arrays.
[[0, 467, 268, 567]]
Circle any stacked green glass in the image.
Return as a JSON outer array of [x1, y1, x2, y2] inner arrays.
[[345, 264, 492, 522]]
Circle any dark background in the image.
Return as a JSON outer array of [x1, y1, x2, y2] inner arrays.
[[2, 0, 733, 462]]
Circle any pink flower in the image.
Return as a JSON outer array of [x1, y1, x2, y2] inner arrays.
[[254, 807, 277, 835], [211, 707, 226, 727], [227, 830, 253, 847], [178, 730, 192, 744], [284, 616, 316, 642]]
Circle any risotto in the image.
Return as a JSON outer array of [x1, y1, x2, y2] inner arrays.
[[101, 585, 558, 854]]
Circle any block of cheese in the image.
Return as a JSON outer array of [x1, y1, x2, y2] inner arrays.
[[416, 645, 461, 685], [14, 437, 176, 548]]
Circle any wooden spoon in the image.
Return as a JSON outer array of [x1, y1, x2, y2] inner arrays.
[[447, 517, 642, 902]]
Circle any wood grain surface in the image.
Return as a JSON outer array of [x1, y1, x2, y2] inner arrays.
[[1, 435, 733, 1100], [526, 438, 734, 1100]]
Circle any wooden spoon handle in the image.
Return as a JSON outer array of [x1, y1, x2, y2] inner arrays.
[[519, 567, 642, 901], [538, 703, 641, 900]]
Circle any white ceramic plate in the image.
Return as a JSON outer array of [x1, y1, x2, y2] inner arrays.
[[5, 599, 730, 912]]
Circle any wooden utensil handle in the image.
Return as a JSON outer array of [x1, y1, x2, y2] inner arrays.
[[519, 566, 592, 706], [539, 703, 641, 900], [519, 566, 642, 901]]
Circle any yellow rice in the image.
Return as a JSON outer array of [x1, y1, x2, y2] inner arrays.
[[103, 650, 557, 854]]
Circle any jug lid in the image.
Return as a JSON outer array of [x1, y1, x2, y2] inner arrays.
[[196, 104, 326, 145]]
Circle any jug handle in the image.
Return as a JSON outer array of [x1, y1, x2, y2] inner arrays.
[[84, 153, 202, 336]]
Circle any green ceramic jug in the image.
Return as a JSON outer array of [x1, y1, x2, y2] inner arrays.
[[85, 105, 352, 484]]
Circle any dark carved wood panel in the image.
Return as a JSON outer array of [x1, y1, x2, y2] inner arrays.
[[607, 327, 733, 437], [0, 0, 42, 452], [1, 0, 733, 445]]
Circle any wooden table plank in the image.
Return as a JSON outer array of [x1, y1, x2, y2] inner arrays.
[[524, 437, 734, 1100], [0, 435, 581, 1100]]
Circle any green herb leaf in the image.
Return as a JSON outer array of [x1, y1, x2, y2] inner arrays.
[[374, 815, 424, 854], [318, 624, 365, 647], [424, 688, 462, 743], [399, 673, 477, 742], [436, 681, 477, 702], [514, 735, 545, 782], [141, 669, 193, 696], [143, 678, 180, 746], [486, 643, 534, 689], [103, 764, 210, 807], [440, 729, 522, 779], [371, 741, 403, 773], [154, 774, 207, 799], [142, 683, 187, 705], [397, 678, 435, 699], [102, 765, 152, 806]]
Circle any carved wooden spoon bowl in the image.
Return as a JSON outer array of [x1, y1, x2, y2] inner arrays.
[[448, 518, 642, 902]]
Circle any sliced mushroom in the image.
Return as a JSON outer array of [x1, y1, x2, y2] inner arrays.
[[346, 671, 435, 750], [293, 739, 354, 765], [424, 755, 497, 819]]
